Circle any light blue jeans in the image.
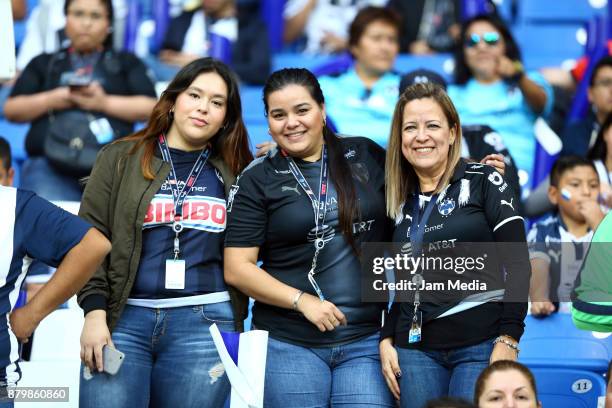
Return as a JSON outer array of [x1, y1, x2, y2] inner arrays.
[[396, 338, 494, 408], [264, 332, 395, 407], [79, 302, 235, 408], [20, 157, 83, 201]]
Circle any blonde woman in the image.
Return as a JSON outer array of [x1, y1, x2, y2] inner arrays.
[[379, 83, 530, 407]]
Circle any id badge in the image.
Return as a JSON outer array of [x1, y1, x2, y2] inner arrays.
[[89, 117, 114, 144], [408, 311, 422, 344], [165, 259, 185, 289]]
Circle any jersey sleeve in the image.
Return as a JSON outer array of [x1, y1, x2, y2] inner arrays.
[[481, 166, 523, 232], [527, 223, 550, 263], [10, 54, 49, 97], [17, 191, 91, 268], [224, 162, 268, 248], [480, 166, 529, 341]]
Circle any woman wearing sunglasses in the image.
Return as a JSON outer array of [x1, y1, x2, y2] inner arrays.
[[447, 14, 553, 198]]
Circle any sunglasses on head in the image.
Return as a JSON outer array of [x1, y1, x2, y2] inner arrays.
[[464, 32, 500, 48]]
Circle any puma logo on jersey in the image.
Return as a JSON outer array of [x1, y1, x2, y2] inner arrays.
[[501, 198, 514, 211], [282, 183, 300, 195], [548, 249, 560, 264]]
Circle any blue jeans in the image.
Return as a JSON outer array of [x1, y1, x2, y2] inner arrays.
[[264, 332, 394, 407], [396, 339, 494, 408], [20, 157, 83, 201], [79, 302, 235, 408], [20, 157, 82, 276]]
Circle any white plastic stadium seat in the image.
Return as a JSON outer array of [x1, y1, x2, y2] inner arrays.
[[15, 360, 80, 408], [29, 309, 83, 361]]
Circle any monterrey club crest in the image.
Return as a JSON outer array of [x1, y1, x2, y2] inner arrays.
[[437, 197, 456, 216]]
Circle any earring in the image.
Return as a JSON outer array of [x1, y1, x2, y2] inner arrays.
[[268, 128, 271, 136], [323, 117, 327, 127]]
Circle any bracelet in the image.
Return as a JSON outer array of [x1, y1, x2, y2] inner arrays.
[[493, 336, 520, 355], [511, 60, 525, 82], [292, 290, 304, 311]]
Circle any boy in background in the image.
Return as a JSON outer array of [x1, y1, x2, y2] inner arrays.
[[528, 156, 605, 316]]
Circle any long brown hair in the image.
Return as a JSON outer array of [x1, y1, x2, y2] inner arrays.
[[121, 58, 253, 178], [262, 68, 359, 250], [385, 82, 462, 219]]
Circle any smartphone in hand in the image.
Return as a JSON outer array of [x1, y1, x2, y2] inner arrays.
[[102, 345, 124, 375]]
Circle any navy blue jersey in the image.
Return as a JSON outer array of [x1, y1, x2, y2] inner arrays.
[[0, 186, 90, 385], [130, 148, 227, 299], [527, 215, 592, 302]]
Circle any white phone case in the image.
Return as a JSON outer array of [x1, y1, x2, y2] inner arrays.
[[102, 345, 125, 375]]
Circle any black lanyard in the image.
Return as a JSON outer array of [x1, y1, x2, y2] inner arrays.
[[282, 144, 329, 300], [158, 134, 210, 258], [282, 144, 329, 249], [409, 190, 439, 258], [408, 189, 439, 315]]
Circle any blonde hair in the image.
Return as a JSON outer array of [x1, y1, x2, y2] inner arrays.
[[385, 82, 462, 219]]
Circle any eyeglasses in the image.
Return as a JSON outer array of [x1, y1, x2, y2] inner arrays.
[[67, 9, 107, 23], [464, 32, 500, 48], [593, 78, 612, 88]]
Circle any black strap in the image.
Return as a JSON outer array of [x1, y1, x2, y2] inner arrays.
[[410, 190, 439, 258], [282, 145, 329, 249], [157, 133, 211, 222]]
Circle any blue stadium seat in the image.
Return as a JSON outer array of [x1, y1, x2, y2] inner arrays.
[[529, 367, 606, 408], [244, 122, 270, 150], [311, 53, 353, 77], [261, 0, 285, 53], [11, 160, 20, 187], [518, 0, 607, 24], [13, 0, 40, 50], [240, 85, 265, 125], [514, 23, 585, 63], [520, 313, 612, 372], [272, 53, 340, 73], [275, 53, 454, 80], [393, 54, 453, 80]]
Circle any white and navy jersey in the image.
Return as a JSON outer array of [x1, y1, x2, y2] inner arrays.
[[461, 124, 521, 207], [527, 215, 592, 303], [0, 186, 90, 385], [383, 160, 529, 349], [130, 148, 227, 300], [393, 160, 522, 243], [225, 136, 391, 347]]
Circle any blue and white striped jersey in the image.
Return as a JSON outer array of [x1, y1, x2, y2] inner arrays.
[[527, 215, 592, 303], [0, 186, 90, 385]]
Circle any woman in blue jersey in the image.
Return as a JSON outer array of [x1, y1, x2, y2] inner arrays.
[[224, 68, 394, 407], [77, 58, 253, 407], [447, 13, 553, 196]]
